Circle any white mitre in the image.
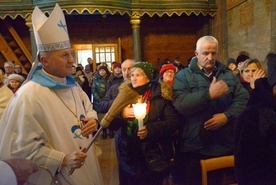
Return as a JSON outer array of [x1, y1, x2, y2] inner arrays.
[[32, 3, 71, 51], [22, 4, 71, 84]]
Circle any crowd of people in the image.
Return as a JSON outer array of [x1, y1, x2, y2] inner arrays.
[[0, 3, 275, 185], [0, 62, 27, 93]]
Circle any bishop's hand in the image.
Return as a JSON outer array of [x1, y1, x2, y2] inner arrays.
[[62, 148, 87, 169]]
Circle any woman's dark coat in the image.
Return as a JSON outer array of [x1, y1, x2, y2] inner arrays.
[[109, 81, 179, 179], [234, 78, 276, 185]]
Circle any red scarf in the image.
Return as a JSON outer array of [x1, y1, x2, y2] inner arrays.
[[127, 89, 151, 136], [141, 89, 151, 113]]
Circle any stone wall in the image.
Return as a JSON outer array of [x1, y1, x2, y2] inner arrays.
[[227, 0, 274, 64]]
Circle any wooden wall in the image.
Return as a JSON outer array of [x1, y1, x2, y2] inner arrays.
[[66, 13, 210, 68], [0, 13, 211, 68]]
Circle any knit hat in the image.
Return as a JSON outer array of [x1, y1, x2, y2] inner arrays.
[[267, 53, 276, 87], [98, 65, 109, 73], [133, 62, 157, 81], [76, 67, 82, 72], [159, 64, 177, 76], [8, 74, 25, 83], [227, 58, 236, 66], [84, 64, 91, 71], [112, 62, 121, 69], [236, 54, 249, 65]]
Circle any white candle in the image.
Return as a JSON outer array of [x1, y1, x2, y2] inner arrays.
[[132, 103, 147, 129]]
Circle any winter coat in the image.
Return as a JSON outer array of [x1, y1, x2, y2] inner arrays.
[[173, 58, 249, 156], [108, 73, 124, 88], [98, 82, 121, 114], [108, 81, 179, 179], [91, 73, 110, 112], [238, 75, 253, 94], [234, 78, 276, 185], [74, 74, 91, 100]]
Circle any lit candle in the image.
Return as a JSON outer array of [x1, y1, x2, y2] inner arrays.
[[132, 103, 147, 129]]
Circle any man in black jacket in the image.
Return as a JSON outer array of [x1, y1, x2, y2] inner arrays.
[[98, 59, 135, 184]]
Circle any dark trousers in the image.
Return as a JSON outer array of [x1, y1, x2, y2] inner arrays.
[[119, 168, 164, 185]]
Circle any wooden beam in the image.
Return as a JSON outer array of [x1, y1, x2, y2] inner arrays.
[[0, 33, 28, 74], [4, 20, 32, 65]]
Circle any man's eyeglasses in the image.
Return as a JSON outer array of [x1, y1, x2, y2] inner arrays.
[[164, 70, 175, 74]]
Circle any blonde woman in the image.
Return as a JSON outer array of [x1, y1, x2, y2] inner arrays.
[[240, 59, 265, 94], [234, 53, 276, 185]]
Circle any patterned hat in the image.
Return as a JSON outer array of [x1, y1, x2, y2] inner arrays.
[[32, 3, 71, 51], [133, 62, 157, 81]]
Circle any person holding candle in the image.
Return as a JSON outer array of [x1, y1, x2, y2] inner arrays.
[[106, 62, 179, 185]]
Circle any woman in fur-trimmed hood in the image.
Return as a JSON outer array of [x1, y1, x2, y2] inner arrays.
[[108, 62, 179, 185]]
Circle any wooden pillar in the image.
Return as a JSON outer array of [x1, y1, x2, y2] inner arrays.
[[130, 13, 141, 62], [25, 14, 36, 61]]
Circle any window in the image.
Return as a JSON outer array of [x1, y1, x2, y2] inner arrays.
[[72, 44, 93, 68], [93, 44, 118, 68], [77, 50, 92, 67], [72, 43, 119, 72]]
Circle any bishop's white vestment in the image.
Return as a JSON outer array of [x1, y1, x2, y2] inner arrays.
[[0, 69, 103, 185]]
